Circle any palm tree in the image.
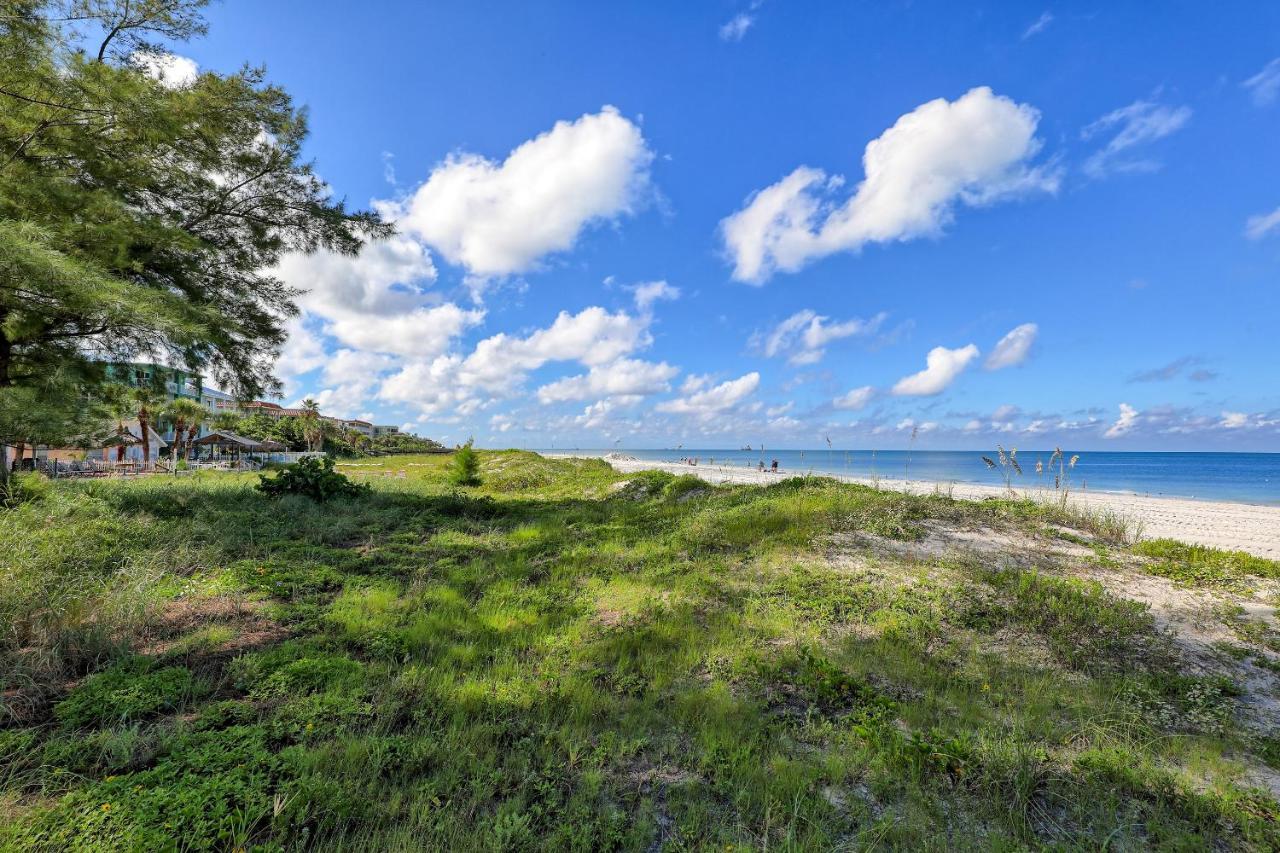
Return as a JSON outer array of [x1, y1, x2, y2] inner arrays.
[[132, 385, 165, 470], [213, 411, 240, 432], [300, 398, 323, 452], [163, 398, 209, 462], [184, 404, 211, 459]]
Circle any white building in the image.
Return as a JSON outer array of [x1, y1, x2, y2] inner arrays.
[[340, 419, 374, 437]]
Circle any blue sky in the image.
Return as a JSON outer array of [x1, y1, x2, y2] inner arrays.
[[171, 1, 1279, 449]]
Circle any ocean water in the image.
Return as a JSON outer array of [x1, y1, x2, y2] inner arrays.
[[547, 449, 1280, 506]]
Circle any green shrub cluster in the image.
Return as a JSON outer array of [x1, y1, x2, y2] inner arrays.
[[256, 456, 370, 502]]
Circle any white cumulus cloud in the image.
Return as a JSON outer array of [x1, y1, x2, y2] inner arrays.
[[276, 318, 329, 381], [461, 307, 651, 392], [327, 303, 485, 360], [891, 344, 979, 396], [721, 87, 1057, 283], [273, 235, 477, 361], [631, 280, 681, 312], [536, 359, 679, 403], [391, 107, 653, 277], [985, 322, 1038, 370], [833, 385, 875, 411], [1104, 403, 1139, 438], [377, 304, 659, 422], [657, 372, 760, 416], [285, 236, 437, 319], [1220, 411, 1250, 429], [379, 355, 481, 420]]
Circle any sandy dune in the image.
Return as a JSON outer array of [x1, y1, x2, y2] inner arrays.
[[551, 454, 1280, 559]]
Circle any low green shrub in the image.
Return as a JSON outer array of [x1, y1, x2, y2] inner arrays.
[[615, 469, 673, 500], [664, 473, 709, 501], [448, 440, 480, 486], [256, 456, 370, 502]]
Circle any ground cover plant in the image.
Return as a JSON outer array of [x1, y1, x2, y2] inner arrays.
[[1, 452, 1278, 850]]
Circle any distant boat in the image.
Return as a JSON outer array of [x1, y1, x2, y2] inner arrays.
[[741, 444, 752, 451]]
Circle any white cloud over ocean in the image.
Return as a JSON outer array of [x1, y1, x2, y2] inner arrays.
[[721, 87, 1058, 283]]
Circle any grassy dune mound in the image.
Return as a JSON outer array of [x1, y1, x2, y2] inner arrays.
[[2, 451, 1279, 850]]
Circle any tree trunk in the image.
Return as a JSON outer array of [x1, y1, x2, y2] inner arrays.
[[138, 406, 151, 470], [0, 324, 11, 388], [186, 423, 199, 460], [171, 418, 186, 463]]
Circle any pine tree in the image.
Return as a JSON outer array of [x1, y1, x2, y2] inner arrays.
[[449, 440, 481, 487], [0, 0, 389, 453]]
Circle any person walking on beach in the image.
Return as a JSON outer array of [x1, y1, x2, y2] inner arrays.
[[771, 459, 778, 473]]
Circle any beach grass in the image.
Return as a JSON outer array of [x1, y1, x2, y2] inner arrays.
[[1133, 538, 1280, 593], [1, 451, 1277, 850]]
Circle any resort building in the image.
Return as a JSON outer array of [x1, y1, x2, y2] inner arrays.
[[199, 386, 242, 415], [340, 419, 374, 437], [105, 361, 245, 441], [373, 424, 400, 438]]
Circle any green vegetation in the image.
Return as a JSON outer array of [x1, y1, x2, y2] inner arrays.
[[1134, 538, 1280, 593], [448, 440, 481, 486], [222, 411, 445, 458], [160, 398, 210, 463], [1, 452, 1277, 850], [257, 456, 371, 502]]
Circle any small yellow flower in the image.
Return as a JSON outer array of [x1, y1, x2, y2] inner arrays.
[[981, 683, 990, 692], [101, 803, 111, 812]]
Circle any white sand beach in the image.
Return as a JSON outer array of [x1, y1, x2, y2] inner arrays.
[[550, 453, 1280, 559]]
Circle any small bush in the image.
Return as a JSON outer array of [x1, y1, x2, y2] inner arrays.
[[256, 456, 370, 502], [616, 469, 673, 500], [1, 471, 51, 508], [448, 441, 480, 487], [663, 473, 709, 501]]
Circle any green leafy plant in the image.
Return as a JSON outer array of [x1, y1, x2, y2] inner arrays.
[[55, 658, 198, 729], [449, 440, 481, 486], [256, 456, 369, 502]]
